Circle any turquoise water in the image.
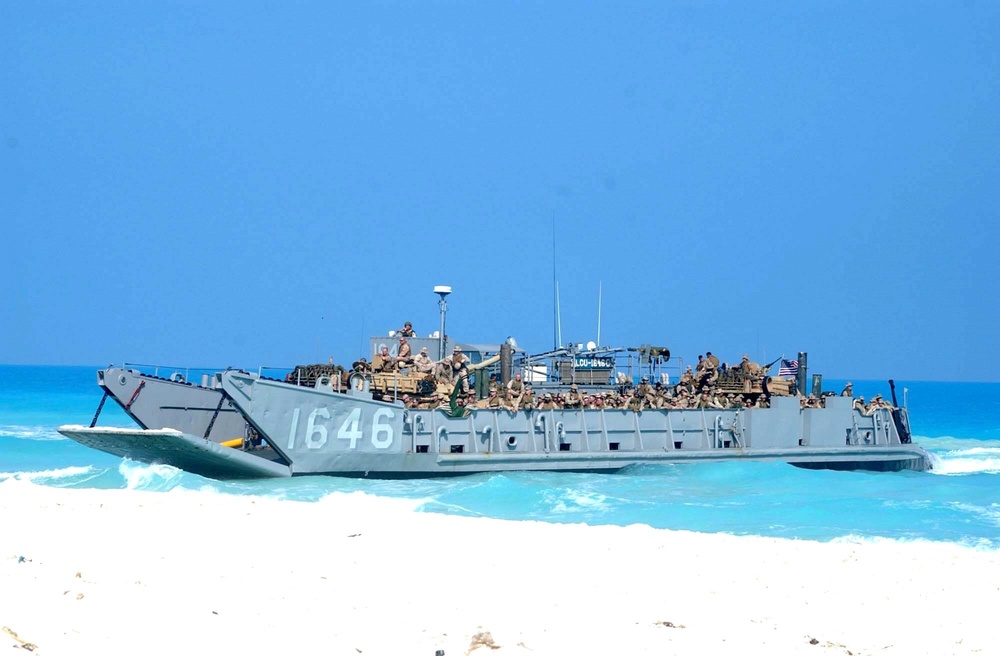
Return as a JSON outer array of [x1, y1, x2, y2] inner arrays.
[[2, 366, 999, 546]]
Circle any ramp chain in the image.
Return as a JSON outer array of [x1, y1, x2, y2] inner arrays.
[[89, 390, 109, 428], [124, 381, 145, 410], [204, 393, 227, 439]]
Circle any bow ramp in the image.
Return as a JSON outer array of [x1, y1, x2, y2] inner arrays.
[[57, 425, 292, 479]]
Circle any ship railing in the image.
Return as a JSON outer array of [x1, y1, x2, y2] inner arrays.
[[848, 407, 900, 446], [121, 362, 302, 391], [874, 409, 900, 445], [121, 362, 238, 386], [514, 348, 686, 388]]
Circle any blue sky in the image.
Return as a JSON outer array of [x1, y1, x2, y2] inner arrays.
[[4, 2, 999, 381]]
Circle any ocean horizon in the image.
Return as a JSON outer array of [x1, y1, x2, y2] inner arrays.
[[2, 365, 999, 548]]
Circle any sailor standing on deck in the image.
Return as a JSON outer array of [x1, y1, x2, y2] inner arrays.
[[841, 382, 853, 397]]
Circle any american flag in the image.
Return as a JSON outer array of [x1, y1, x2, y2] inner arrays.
[[779, 359, 799, 377]]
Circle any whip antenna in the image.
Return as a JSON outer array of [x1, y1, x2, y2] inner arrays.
[[597, 281, 602, 347]]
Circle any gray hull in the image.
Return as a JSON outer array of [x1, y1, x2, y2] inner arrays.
[[61, 367, 931, 479], [211, 371, 931, 478], [95, 367, 249, 443], [61, 367, 290, 478], [57, 425, 290, 479]]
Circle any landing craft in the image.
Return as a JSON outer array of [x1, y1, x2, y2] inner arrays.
[[59, 290, 931, 479]]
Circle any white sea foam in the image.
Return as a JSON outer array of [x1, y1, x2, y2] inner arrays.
[[415, 499, 484, 516], [0, 424, 66, 441], [0, 465, 94, 482], [830, 533, 999, 551], [547, 488, 610, 514], [949, 502, 1000, 528], [916, 435, 1000, 451], [928, 449, 1000, 475], [952, 446, 1000, 456], [118, 459, 184, 489]]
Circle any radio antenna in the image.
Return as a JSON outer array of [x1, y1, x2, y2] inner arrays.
[[556, 281, 563, 348], [552, 215, 559, 349], [597, 281, 602, 347]]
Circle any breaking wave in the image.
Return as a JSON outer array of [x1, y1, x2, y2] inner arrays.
[[0, 465, 95, 482], [930, 453, 1000, 476], [0, 424, 66, 441], [118, 460, 186, 491], [916, 435, 1000, 451], [911, 435, 1000, 475]]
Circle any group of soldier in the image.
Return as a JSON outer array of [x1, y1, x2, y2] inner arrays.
[[350, 324, 894, 415], [382, 371, 772, 412], [350, 322, 476, 395], [676, 351, 765, 388], [383, 380, 894, 416], [839, 382, 895, 414]]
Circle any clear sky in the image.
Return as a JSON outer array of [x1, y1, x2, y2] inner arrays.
[[4, 2, 999, 382]]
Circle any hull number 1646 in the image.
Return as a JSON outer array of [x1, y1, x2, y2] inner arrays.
[[286, 407, 395, 450]]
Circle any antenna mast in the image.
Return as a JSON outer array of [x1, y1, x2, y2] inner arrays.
[[552, 215, 558, 349], [597, 281, 602, 347], [556, 281, 563, 348], [434, 285, 452, 360]]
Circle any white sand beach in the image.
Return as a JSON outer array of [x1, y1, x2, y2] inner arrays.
[[1, 479, 997, 656]]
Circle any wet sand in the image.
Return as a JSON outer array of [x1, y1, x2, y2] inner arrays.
[[1, 479, 997, 656]]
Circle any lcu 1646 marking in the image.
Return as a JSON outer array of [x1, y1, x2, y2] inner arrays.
[[286, 406, 395, 450]]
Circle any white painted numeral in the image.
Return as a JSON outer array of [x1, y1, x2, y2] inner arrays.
[[337, 407, 363, 449], [292, 406, 395, 451], [371, 408, 395, 449], [287, 408, 301, 450], [305, 407, 330, 449]]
